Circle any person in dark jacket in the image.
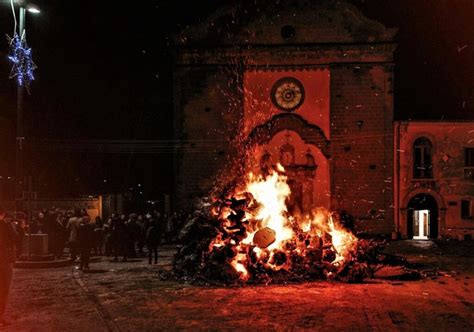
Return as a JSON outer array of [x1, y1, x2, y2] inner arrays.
[[93, 216, 104, 255], [77, 216, 94, 271], [66, 209, 82, 261], [14, 214, 26, 259], [146, 220, 161, 265], [0, 206, 16, 326], [103, 218, 113, 256], [112, 214, 128, 262], [125, 214, 138, 258], [136, 214, 146, 254], [54, 213, 68, 258]]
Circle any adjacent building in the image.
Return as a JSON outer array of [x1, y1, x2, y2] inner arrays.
[[395, 121, 474, 240]]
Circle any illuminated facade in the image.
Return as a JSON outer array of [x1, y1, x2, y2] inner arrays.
[[173, 1, 411, 236]]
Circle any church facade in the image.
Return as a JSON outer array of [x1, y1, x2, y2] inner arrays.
[[173, 0, 473, 238]]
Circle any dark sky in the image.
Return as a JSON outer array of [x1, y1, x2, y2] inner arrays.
[[0, 0, 472, 198], [355, 0, 473, 120]]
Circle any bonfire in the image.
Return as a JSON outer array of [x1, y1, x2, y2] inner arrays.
[[173, 164, 389, 284]]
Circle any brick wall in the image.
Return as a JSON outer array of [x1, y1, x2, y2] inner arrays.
[[173, 66, 243, 209], [330, 64, 394, 234]]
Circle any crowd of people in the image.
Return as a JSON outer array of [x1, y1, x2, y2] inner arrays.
[[0, 204, 191, 327], [9, 207, 191, 269]]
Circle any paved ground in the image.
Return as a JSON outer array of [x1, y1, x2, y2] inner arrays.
[[2, 241, 474, 331]]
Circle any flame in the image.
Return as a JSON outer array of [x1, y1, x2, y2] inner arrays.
[[328, 215, 358, 265], [245, 170, 293, 250], [231, 251, 249, 278], [212, 165, 358, 281]]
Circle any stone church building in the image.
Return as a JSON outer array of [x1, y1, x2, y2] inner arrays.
[[173, 0, 474, 239]]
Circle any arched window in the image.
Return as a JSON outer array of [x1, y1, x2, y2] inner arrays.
[[413, 137, 433, 179]]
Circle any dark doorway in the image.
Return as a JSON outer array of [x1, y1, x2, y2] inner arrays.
[[407, 194, 438, 239]]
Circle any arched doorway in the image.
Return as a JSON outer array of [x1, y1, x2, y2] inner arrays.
[[407, 194, 438, 239]]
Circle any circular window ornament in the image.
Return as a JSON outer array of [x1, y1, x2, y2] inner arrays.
[[271, 77, 305, 112]]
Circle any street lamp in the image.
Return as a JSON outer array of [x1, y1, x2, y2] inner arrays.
[[26, 4, 40, 14]]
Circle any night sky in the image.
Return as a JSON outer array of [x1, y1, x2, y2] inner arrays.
[[0, 0, 472, 199]]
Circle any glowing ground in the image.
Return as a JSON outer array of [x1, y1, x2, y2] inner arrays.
[[4, 242, 474, 331]]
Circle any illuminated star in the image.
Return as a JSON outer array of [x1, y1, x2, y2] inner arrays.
[[7, 32, 37, 92]]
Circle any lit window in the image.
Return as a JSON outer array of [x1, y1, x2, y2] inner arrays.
[[464, 148, 474, 180], [413, 137, 433, 179], [461, 199, 474, 219]]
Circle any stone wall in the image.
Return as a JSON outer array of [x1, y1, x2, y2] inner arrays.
[[173, 66, 243, 208], [331, 64, 394, 234]]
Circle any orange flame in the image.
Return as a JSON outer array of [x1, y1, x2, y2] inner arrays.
[[214, 165, 358, 280], [245, 170, 293, 250]]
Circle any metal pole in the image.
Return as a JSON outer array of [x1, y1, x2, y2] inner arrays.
[[16, 7, 26, 205], [17, 7, 29, 260], [27, 176, 32, 260]]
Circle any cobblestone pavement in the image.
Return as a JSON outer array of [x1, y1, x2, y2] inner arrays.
[[3, 243, 474, 331]]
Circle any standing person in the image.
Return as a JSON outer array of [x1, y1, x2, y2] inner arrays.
[[103, 218, 113, 256], [44, 209, 57, 255], [163, 213, 172, 243], [93, 216, 104, 255], [0, 206, 16, 327], [110, 214, 120, 260], [14, 214, 26, 259], [37, 212, 46, 234], [77, 216, 94, 271], [112, 214, 127, 262], [136, 214, 146, 254], [54, 213, 67, 259], [126, 214, 138, 258], [146, 219, 161, 265], [171, 212, 180, 241], [153, 211, 164, 243], [152, 211, 161, 228], [66, 209, 82, 261]]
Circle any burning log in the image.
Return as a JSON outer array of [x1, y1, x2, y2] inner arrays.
[[253, 227, 276, 249]]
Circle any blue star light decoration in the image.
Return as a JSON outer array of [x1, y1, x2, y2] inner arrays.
[[7, 33, 37, 91]]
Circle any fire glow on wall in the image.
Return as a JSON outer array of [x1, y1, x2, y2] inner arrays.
[[243, 68, 331, 212]]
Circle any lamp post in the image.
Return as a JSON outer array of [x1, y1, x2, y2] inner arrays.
[[11, 0, 40, 260], [14, 1, 40, 204], [16, 6, 25, 202]]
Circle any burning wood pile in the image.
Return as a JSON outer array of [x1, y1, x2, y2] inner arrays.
[[173, 166, 410, 285]]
